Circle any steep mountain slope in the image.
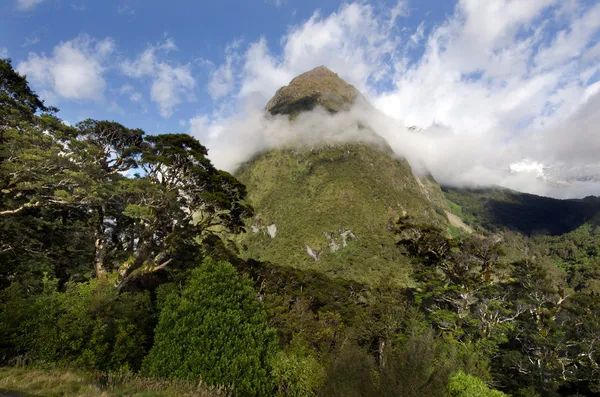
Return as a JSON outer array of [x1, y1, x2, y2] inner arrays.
[[443, 186, 600, 236], [235, 67, 449, 285]]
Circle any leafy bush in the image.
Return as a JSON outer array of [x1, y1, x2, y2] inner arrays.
[[447, 371, 507, 397], [380, 328, 456, 397], [142, 259, 277, 396], [320, 343, 379, 397], [0, 276, 153, 371], [272, 348, 325, 396]]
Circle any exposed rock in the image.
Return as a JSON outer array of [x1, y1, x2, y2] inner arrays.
[[340, 229, 357, 247], [265, 66, 362, 117], [445, 211, 474, 234], [267, 224, 277, 238], [325, 229, 357, 252], [325, 232, 341, 252], [250, 225, 260, 233], [306, 245, 321, 261]]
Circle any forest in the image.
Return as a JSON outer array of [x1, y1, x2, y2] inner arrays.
[[1, 57, 600, 397]]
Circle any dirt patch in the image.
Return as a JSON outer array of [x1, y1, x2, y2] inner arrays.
[[445, 210, 474, 234]]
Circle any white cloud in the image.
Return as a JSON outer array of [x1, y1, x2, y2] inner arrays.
[[120, 83, 142, 103], [130, 92, 142, 102], [17, 35, 114, 101], [409, 21, 425, 46], [208, 41, 242, 100], [190, 0, 600, 198], [388, 0, 410, 29], [229, 2, 397, 109], [0, 48, 8, 58], [117, 4, 135, 15], [108, 101, 125, 114], [151, 63, 195, 117], [534, 3, 600, 70], [22, 35, 40, 47], [120, 83, 134, 94], [16, 0, 45, 11], [121, 38, 194, 117]]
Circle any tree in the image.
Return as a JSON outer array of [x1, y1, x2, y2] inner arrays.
[[0, 61, 94, 286], [0, 59, 253, 287], [0, 58, 52, 131], [142, 259, 277, 396], [395, 218, 516, 349]]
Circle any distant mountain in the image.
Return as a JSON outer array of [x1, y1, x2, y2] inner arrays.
[[443, 185, 600, 236], [235, 67, 449, 285], [509, 159, 600, 186]]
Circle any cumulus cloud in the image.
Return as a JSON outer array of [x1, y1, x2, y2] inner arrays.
[[189, 0, 600, 198], [121, 38, 194, 117], [207, 41, 242, 100], [151, 63, 195, 117], [17, 35, 114, 101], [15, 0, 45, 11]]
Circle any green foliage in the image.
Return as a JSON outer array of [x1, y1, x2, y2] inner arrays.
[[0, 58, 52, 128], [0, 277, 153, 371], [443, 187, 600, 236], [272, 347, 325, 396], [0, 59, 252, 289], [320, 343, 379, 397], [4, 54, 600, 397], [446, 371, 507, 397], [143, 259, 277, 396], [380, 327, 457, 397], [236, 143, 448, 286]]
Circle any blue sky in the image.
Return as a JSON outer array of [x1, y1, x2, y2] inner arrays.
[[0, 0, 454, 132], [2, 0, 600, 198]]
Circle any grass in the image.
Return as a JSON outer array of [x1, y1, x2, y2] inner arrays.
[[235, 142, 449, 286], [0, 367, 225, 397]]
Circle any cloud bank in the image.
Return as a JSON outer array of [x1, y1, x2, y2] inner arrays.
[[17, 35, 114, 101], [121, 39, 195, 118], [189, 0, 600, 199]]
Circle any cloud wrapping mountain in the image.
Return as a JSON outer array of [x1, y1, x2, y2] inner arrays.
[[190, 0, 600, 199]]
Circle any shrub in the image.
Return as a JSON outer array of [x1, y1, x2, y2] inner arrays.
[[320, 343, 379, 397], [379, 328, 456, 397], [142, 259, 277, 396], [0, 276, 154, 371], [272, 348, 325, 396], [447, 371, 507, 397]]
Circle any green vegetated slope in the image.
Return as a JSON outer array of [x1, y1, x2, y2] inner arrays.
[[443, 186, 600, 294], [443, 186, 600, 236], [236, 143, 448, 285], [236, 67, 449, 285]]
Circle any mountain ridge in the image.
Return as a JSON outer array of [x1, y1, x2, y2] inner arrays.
[[265, 66, 365, 117], [235, 66, 451, 285]]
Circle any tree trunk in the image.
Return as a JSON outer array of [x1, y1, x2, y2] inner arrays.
[[378, 338, 386, 369], [94, 206, 107, 278]]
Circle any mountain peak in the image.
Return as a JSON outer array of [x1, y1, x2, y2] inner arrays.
[[265, 66, 360, 116]]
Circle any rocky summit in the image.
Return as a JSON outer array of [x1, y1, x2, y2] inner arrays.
[[265, 66, 364, 117], [236, 67, 451, 285]]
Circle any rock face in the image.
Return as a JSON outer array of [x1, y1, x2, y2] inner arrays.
[[265, 66, 363, 117], [236, 67, 449, 285]]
